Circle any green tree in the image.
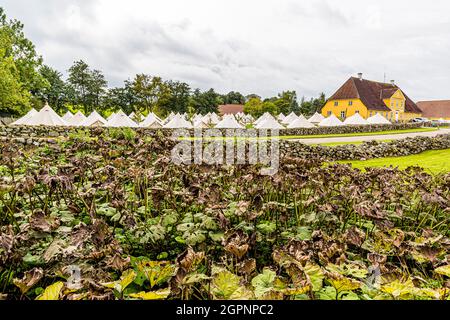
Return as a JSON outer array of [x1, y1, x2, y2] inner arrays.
[[103, 81, 136, 115], [299, 92, 326, 116], [223, 91, 245, 104], [157, 80, 190, 116], [244, 97, 263, 117], [274, 91, 298, 115], [38, 65, 67, 113], [131, 74, 167, 114], [189, 88, 220, 115]]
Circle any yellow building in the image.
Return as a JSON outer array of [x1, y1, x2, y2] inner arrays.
[[322, 73, 422, 122]]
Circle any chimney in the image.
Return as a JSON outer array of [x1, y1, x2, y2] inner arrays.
[[357, 73, 363, 80], [390, 80, 395, 85]]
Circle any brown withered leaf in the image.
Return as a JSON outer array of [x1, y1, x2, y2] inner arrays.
[[344, 226, 366, 247], [237, 258, 256, 276], [177, 247, 205, 272], [30, 211, 60, 233], [13, 268, 44, 294]]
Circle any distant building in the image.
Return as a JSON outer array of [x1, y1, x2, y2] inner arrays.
[[322, 73, 422, 122], [416, 100, 450, 120], [218, 104, 244, 116]]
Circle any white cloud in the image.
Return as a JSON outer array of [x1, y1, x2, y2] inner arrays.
[[2, 0, 450, 100]]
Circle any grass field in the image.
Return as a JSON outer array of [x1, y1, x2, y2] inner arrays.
[[183, 127, 438, 141], [337, 148, 450, 174]]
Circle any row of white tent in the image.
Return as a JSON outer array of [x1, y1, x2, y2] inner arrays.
[[11, 103, 392, 129]]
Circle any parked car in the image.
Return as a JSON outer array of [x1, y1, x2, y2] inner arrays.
[[410, 117, 430, 123]]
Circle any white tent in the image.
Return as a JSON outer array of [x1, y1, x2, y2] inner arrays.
[[107, 112, 117, 121], [318, 114, 344, 127], [367, 113, 391, 125], [210, 112, 221, 124], [278, 113, 286, 121], [255, 117, 284, 129], [107, 110, 138, 127], [215, 115, 244, 129], [287, 116, 315, 128], [129, 112, 136, 119], [62, 111, 74, 122], [24, 104, 67, 126], [164, 114, 193, 128], [66, 111, 87, 126], [308, 112, 325, 124], [282, 112, 298, 124], [255, 112, 276, 125], [10, 108, 38, 125], [343, 113, 369, 126], [140, 113, 163, 128], [193, 118, 209, 128], [81, 110, 107, 127]]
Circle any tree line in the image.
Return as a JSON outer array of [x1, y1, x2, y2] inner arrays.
[[0, 7, 326, 118]]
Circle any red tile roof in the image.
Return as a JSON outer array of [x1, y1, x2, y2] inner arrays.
[[327, 77, 421, 113], [218, 104, 244, 115], [416, 100, 450, 118]]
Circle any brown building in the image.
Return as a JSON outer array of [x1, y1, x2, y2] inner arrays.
[[416, 100, 450, 120], [218, 104, 244, 116]]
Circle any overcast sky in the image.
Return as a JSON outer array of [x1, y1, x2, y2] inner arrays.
[[2, 0, 450, 101]]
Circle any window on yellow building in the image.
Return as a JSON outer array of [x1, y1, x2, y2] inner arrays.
[[340, 111, 346, 119], [369, 111, 373, 117], [327, 111, 332, 116], [334, 101, 338, 106], [348, 101, 353, 106], [355, 110, 359, 114]]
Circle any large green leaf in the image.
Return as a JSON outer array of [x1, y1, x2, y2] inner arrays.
[[435, 265, 450, 277], [251, 269, 276, 298], [101, 269, 136, 293], [128, 288, 170, 300], [211, 270, 252, 300], [303, 263, 324, 292]]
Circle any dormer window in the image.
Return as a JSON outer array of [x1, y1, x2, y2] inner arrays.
[[334, 101, 339, 106]]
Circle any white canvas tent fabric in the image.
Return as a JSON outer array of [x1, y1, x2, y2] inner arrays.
[[140, 113, 162, 128], [343, 113, 369, 125], [164, 114, 193, 128], [282, 112, 298, 124], [278, 113, 286, 121], [318, 114, 344, 127], [215, 115, 244, 129], [287, 116, 315, 128], [210, 113, 221, 124], [193, 118, 209, 128], [24, 104, 67, 126], [107, 112, 117, 121], [66, 111, 87, 126], [308, 112, 325, 124], [255, 117, 284, 129], [62, 111, 74, 122], [255, 112, 275, 125], [11, 108, 38, 125], [367, 113, 391, 125], [81, 110, 107, 127], [107, 110, 138, 127]]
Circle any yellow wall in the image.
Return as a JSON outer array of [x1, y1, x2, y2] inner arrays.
[[321, 99, 368, 119], [323, 89, 422, 122]]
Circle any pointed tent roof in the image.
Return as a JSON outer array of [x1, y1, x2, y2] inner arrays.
[[140, 113, 162, 128], [107, 110, 138, 127], [62, 111, 74, 122], [255, 117, 284, 129], [287, 116, 315, 128], [278, 113, 286, 120], [11, 108, 38, 125], [25, 104, 67, 126], [308, 112, 325, 123], [164, 114, 193, 128], [255, 112, 275, 125], [215, 115, 244, 129], [107, 112, 117, 121], [81, 110, 107, 126], [281, 112, 298, 124], [367, 113, 391, 125], [193, 118, 209, 128], [129, 112, 136, 119], [66, 111, 87, 126], [343, 113, 369, 125], [318, 114, 344, 127], [210, 112, 221, 124]]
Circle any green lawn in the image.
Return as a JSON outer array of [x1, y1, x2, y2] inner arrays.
[[278, 127, 437, 140], [315, 140, 393, 147], [337, 149, 450, 174], [182, 127, 438, 141]]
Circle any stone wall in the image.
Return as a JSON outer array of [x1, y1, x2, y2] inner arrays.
[[280, 134, 450, 161], [0, 122, 425, 139]]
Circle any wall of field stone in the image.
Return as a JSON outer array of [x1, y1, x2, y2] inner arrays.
[[0, 122, 425, 139], [280, 134, 450, 161]]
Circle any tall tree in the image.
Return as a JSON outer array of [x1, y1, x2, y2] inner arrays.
[[223, 91, 245, 104], [131, 74, 167, 114], [0, 7, 47, 113], [189, 88, 220, 115], [38, 65, 67, 113], [157, 80, 190, 116], [274, 91, 299, 115]]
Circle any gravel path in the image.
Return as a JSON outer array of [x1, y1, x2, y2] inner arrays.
[[291, 128, 450, 144]]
